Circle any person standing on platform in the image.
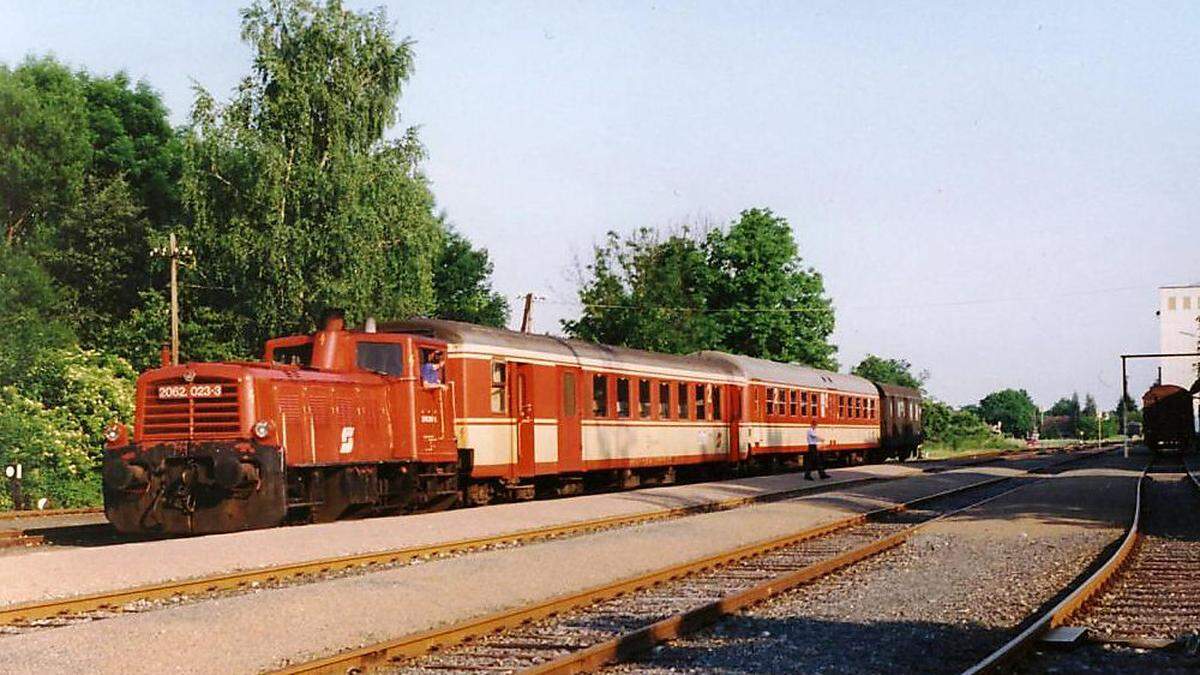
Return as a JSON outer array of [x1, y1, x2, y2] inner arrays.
[[805, 421, 830, 480]]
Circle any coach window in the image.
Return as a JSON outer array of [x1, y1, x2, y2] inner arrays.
[[677, 382, 688, 418], [562, 372, 577, 418], [695, 383, 707, 420], [616, 378, 631, 418], [592, 374, 609, 417], [788, 390, 797, 417], [659, 381, 671, 418], [713, 386, 722, 420], [638, 379, 651, 418], [357, 342, 405, 376], [490, 361, 507, 413]]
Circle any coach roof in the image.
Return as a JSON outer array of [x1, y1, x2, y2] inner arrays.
[[379, 318, 741, 379], [695, 351, 878, 395]]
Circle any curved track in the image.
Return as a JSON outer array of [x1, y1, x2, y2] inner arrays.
[[964, 452, 1200, 674], [270, 448, 1108, 675]]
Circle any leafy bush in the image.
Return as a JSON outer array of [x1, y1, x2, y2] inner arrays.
[[922, 398, 1018, 453], [0, 386, 98, 508], [0, 347, 134, 509]]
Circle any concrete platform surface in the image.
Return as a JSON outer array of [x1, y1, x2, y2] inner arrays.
[[0, 455, 1118, 675], [0, 463, 922, 606]]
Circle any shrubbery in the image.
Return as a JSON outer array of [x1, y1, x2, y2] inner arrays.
[[0, 347, 135, 508]]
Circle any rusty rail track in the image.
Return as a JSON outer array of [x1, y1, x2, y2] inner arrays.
[[271, 448, 1109, 675], [964, 453, 1200, 674], [0, 471, 893, 626], [0, 506, 103, 521], [0, 447, 1088, 624], [961, 460, 1152, 675]]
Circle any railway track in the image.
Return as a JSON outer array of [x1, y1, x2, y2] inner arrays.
[[963, 453, 1200, 674], [0, 447, 1103, 636], [0, 444, 1067, 555], [0, 469, 892, 628], [272, 447, 1109, 675], [0, 447, 1093, 629]]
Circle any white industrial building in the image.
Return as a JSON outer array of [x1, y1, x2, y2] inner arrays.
[[1158, 284, 1200, 388], [1158, 285, 1200, 432]]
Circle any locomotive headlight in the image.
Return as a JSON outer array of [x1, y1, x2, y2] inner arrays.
[[253, 420, 272, 440], [104, 422, 127, 447]]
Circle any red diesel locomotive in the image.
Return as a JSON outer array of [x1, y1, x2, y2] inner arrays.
[[102, 316, 922, 534]]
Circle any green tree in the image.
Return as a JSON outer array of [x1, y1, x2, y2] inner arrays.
[[921, 398, 1004, 450], [0, 249, 77, 385], [1048, 393, 1081, 419], [0, 57, 90, 248], [851, 355, 926, 390], [708, 208, 837, 368], [978, 388, 1039, 438], [181, 0, 444, 355], [433, 227, 509, 327], [564, 227, 724, 354], [565, 209, 837, 367]]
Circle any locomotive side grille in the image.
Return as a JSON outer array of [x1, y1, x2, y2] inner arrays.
[[141, 375, 242, 440]]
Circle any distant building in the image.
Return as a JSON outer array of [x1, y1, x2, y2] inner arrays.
[[1158, 285, 1200, 434], [1158, 284, 1200, 389]]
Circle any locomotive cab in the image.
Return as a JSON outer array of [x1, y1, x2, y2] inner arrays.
[[102, 316, 459, 535]]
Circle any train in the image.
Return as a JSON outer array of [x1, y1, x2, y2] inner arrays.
[[1142, 384, 1196, 453], [101, 315, 923, 534]]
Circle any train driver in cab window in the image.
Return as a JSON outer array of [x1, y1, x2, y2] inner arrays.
[[421, 349, 445, 387]]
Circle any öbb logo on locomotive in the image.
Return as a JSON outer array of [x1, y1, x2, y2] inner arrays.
[[102, 315, 924, 535]]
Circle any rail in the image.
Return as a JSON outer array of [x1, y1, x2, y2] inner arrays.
[[272, 448, 1109, 675], [0, 472, 886, 626], [960, 461, 1150, 675]]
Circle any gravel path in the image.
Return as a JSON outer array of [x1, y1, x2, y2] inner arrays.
[[0, 458, 1076, 674], [608, 452, 1140, 674]]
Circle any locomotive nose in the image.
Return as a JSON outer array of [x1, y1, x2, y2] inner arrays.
[[103, 459, 148, 491], [213, 455, 260, 490]]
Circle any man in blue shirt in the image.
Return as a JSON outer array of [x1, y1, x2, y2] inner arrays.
[[421, 351, 445, 386], [805, 421, 830, 480]]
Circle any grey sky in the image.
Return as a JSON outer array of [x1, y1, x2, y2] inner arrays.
[[3, 1, 1196, 407]]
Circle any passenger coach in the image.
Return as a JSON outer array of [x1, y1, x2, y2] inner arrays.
[[102, 316, 923, 534]]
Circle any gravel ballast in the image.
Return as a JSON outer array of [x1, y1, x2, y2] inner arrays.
[[0, 458, 1078, 674], [609, 452, 1140, 674]]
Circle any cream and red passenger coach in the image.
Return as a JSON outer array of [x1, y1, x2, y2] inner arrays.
[[102, 316, 921, 534]]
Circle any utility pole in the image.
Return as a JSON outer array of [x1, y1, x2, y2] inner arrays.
[[152, 233, 193, 366], [519, 293, 534, 333]]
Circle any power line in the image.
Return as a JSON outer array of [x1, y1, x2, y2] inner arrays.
[[539, 284, 1147, 315]]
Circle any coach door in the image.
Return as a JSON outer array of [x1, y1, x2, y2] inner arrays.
[[727, 385, 742, 463], [511, 363, 536, 477], [556, 366, 583, 472]]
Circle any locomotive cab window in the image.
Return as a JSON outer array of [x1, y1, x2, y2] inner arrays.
[[420, 348, 445, 385], [271, 342, 312, 366], [593, 374, 609, 417], [357, 342, 404, 376], [490, 361, 508, 413]]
